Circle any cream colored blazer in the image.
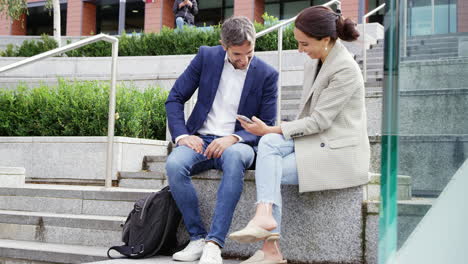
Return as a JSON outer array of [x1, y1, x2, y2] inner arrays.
[[281, 40, 370, 193]]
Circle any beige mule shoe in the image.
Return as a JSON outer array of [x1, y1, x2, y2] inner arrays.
[[229, 221, 279, 243], [240, 250, 287, 264]]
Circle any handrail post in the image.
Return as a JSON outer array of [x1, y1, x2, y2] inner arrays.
[[363, 16, 367, 81], [105, 40, 119, 188], [362, 3, 386, 83], [0, 34, 119, 189], [277, 26, 283, 125], [403, 0, 407, 57]]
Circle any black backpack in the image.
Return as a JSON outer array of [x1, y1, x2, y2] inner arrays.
[[107, 186, 185, 259]]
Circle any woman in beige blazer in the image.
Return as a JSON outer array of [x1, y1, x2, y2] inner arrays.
[[229, 6, 370, 263]]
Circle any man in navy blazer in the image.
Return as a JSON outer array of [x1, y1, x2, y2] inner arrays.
[[165, 16, 278, 264]]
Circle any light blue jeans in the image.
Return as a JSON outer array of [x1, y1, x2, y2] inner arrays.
[[175, 17, 188, 31], [255, 133, 299, 234], [166, 135, 255, 247]]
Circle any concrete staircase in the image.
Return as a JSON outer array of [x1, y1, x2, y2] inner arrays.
[[0, 185, 156, 263], [403, 33, 468, 61], [116, 154, 434, 264]]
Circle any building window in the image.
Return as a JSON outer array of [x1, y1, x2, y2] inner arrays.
[[367, 0, 385, 25], [195, 0, 234, 26], [96, 0, 119, 35], [407, 0, 457, 36], [26, 3, 67, 35], [125, 0, 145, 33], [96, 0, 144, 35], [264, 0, 329, 20]]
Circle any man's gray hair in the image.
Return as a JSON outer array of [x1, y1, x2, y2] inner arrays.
[[221, 16, 256, 47]]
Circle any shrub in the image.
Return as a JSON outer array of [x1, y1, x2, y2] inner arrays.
[[0, 80, 168, 140], [0, 34, 58, 57], [0, 13, 297, 57]]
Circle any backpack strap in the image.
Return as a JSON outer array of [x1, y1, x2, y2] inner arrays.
[[107, 244, 145, 259]]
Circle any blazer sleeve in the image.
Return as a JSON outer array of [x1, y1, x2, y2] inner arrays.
[[281, 66, 361, 140], [191, 0, 198, 15], [173, 0, 179, 13], [165, 47, 204, 141], [234, 70, 278, 145]]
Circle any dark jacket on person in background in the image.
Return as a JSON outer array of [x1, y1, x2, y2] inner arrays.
[[173, 0, 198, 25]]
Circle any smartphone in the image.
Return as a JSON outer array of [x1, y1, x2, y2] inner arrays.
[[237, 115, 254, 124]]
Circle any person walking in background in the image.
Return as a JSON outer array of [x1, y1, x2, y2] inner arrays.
[[165, 16, 278, 264], [173, 0, 198, 30], [229, 6, 370, 263]]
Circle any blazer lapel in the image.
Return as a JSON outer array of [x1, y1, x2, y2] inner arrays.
[[297, 59, 319, 114], [297, 41, 344, 114], [237, 56, 257, 113], [208, 47, 227, 106]]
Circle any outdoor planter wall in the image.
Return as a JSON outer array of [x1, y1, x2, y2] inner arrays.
[[0, 137, 169, 184]]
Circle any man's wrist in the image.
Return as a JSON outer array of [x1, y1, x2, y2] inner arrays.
[[230, 135, 241, 143]]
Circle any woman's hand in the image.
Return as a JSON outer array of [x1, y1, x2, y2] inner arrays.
[[237, 116, 271, 136]]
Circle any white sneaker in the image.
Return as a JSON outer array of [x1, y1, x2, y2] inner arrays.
[[172, 239, 205, 261], [199, 242, 223, 264]]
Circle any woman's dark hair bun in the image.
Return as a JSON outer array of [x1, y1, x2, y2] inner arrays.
[[336, 17, 360, 41]]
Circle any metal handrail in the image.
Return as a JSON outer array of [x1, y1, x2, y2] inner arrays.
[[362, 3, 385, 81], [255, 0, 341, 125], [0, 33, 119, 189]]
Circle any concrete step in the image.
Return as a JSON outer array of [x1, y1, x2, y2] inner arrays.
[[365, 48, 384, 54], [281, 90, 302, 100], [402, 53, 459, 61], [281, 109, 300, 119], [118, 171, 166, 189], [89, 256, 242, 264], [142, 155, 167, 172], [0, 239, 108, 263], [0, 210, 125, 247], [281, 85, 303, 92], [359, 62, 384, 69], [365, 173, 412, 201], [0, 184, 153, 217], [357, 57, 385, 64], [281, 114, 296, 121], [281, 100, 300, 110], [364, 198, 435, 264], [407, 42, 458, 51], [407, 47, 458, 56]]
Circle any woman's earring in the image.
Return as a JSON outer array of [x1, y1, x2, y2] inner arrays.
[[325, 46, 328, 51]]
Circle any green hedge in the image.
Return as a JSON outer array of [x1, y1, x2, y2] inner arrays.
[[0, 80, 168, 140], [0, 14, 296, 57]]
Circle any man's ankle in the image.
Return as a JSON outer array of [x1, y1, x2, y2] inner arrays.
[[205, 240, 221, 248]]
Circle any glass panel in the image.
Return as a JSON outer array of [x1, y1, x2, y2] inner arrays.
[[224, 8, 234, 19], [380, 0, 465, 262], [265, 3, 280, 19], [196, 0, 226, 26], [125, 0, 145, 33], [26, 4, 67, 35], [283, 1, 310, 19], [408, 0, 432, 36], [96, 0, 119, 35]]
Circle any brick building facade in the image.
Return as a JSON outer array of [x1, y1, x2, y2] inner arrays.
[[0, 0, 466, 36]]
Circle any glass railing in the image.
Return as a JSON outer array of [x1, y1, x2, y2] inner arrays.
[[379, 0, 467, 263]]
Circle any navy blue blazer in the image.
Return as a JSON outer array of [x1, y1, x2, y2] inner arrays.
[[165, 45, 278, 146]]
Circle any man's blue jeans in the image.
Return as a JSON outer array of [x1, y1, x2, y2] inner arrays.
[[166, 135, 255, 247]]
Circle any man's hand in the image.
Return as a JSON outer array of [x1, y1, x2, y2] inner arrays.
[[185, 0, 193, 7], [204, 136, 239, 159], [178, 135, 204, 154]]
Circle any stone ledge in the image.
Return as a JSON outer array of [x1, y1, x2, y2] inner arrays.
[[181, 174, 365, 263], [0, 167, 25, 175]]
